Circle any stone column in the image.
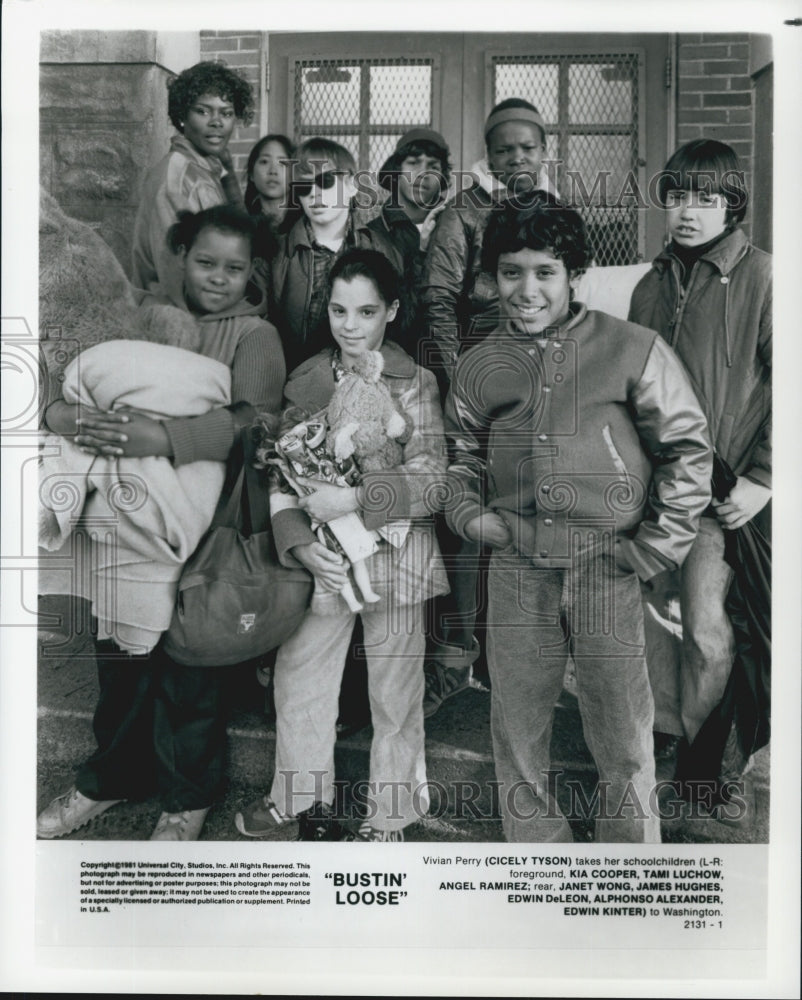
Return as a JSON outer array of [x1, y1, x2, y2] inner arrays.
[[40, 30, 200, 276]]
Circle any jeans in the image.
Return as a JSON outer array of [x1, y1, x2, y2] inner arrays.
[[486, 548, 660, 843], [270, 596, 427, 832], [76, 639, 227, 812], [642, 517, 735, 743]]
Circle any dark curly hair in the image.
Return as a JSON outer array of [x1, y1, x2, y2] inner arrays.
[[166, 204, 276, 262], [481, 190, 593, 276], [377, 139, 451, 192], [167, 61, 255, 130]]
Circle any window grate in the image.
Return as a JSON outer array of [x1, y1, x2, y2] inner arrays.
[[293, 58, 435, 174], [493, 53, 641, 265]]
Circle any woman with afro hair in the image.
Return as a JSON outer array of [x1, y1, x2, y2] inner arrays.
[[132, 61, 255, 298]]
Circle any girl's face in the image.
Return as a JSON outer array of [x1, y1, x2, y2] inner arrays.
[[182, 227, 253, 315], [251, 140, 291, 203], [487, 121, 545, 193], [665, 187, 729, 247], [497, 247, 575, 336], [397, 151, 444, 210], [182, 92, 236, 157], [328, 275, 398, 365]]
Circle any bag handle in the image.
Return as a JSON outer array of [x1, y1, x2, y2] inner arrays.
[[210, 427, 271, 535]]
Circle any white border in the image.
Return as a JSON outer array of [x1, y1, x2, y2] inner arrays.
[[2, 0, 800, 995]]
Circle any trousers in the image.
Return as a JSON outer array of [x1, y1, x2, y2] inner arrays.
[[486, 549, 660, 843], [642, 517, 736, 742], [270, 596, 428, 832], [76, 639, 227, 812]]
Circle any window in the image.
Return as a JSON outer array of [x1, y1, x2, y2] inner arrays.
[[293, 58, 435, 173], [494, 54, 642, 265]]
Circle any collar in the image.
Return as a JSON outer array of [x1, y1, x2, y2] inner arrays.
[[169, 134, 223, 177], [286, 205, 377, 255], [380, 203, 420, 230], [653, 226, 749, 277], [286, 341, 416, 410]]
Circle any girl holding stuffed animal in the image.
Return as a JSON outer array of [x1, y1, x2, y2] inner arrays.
[[37, 205, 285, 843], [236, 248, 448, 842]]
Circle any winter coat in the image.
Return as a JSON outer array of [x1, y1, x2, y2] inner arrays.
[[444, 303, 713, 581], [628, 227, 771, 489], [270, 341, 449, 607], [131, 134, 241, 299], [267, 208, 404, 373]]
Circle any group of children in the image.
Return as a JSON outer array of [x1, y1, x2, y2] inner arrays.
[[37, 58, 771, 845]]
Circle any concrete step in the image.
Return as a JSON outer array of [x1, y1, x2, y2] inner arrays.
[[37, 599, 769, 844]]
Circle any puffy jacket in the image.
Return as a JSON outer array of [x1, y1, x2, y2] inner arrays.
[[420, 184, 501, 381], [628, 227, 771, 489], [267, 207, 404, 373], [367, 203, 428, 363], [444, 304, 713, 581]]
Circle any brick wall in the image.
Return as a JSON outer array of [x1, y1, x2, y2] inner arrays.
[[199, 31, 264, 178], [676, 33, 755, 231]]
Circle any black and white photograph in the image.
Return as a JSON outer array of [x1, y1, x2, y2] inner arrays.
[[1, 0, 800, 995]]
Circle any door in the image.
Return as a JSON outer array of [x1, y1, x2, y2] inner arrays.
[[267, 32, 670, 263]]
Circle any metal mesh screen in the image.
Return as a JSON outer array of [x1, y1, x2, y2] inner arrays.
[[494, 54, 641, 265], [294, 59, 434, 174]]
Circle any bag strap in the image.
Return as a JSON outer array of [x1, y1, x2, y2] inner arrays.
[[241, 427, 272, 533], [209, 425, 272, 535]]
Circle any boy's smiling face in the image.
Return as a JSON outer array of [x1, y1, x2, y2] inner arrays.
[[497, 247, 575, 336]]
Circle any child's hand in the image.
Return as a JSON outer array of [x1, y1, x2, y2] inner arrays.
[[296, 479, 359, 522], [419, 202, 447, 251], [45, 400, 107, 437], [712, 476, 771, 530], [290, 541, 348, 592], [75, 407, 171, 458], [464, 512, 513, 549]]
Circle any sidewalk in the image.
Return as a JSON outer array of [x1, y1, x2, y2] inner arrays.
[[36, 597, 769, 844]]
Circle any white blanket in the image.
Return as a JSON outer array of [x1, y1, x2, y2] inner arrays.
[[39, 340, 231, 653]]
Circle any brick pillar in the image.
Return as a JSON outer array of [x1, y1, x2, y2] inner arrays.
[[676, 34, 755, 234], [40, 30, 200, 276]]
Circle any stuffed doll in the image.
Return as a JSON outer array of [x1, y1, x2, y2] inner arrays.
[[327, 349, 413, 472]]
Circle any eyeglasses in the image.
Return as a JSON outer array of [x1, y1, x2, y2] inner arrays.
[[290, 170, 348, 198]]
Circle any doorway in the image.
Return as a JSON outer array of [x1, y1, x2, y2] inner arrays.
[[267, 32, 671, 263]]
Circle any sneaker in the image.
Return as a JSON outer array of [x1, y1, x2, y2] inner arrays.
[[235, 795, 289, 838], [422, 662, 473, 719], [150, 808, 209, 842], [347, 821, 404, 842], [296, 801, 346, 842], [37, 787, 123, 839]]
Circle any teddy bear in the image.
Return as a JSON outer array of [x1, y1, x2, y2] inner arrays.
[[327, 349, 413, 471]]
